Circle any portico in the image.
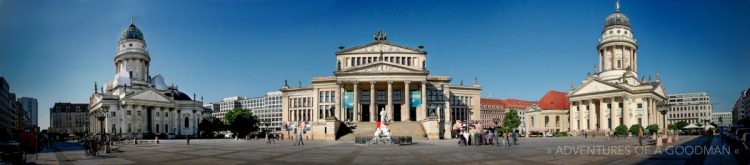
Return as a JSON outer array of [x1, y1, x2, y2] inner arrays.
[[281, 31, 481, 140]]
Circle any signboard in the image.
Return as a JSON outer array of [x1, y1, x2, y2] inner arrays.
[[410, 91, 421, 108], [344, 91, 354, 109]]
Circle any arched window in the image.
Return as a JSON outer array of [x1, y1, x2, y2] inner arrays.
[[184, 117, 189, 128]]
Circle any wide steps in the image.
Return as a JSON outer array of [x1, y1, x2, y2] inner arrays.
[[337, 121, 427, 141]]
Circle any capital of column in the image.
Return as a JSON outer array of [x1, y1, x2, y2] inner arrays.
[[404, 81, 411, 84], [387, 81, 393, 84]]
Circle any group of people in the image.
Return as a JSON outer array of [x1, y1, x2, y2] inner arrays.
[[454, 120, 518, 147], [81, 136, 101, 156]]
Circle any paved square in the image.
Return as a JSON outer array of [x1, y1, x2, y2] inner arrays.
[[45, 135, 724, 165]]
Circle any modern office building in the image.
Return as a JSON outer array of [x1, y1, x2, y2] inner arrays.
[[732, 88, 749, 124], [49, 103, 89, 134], [212, 91, 284, 132], [713, 112, 732, 127], [18, 97, 38, 125], [667, 92, 713, 125], [0, 77, 26, 139]]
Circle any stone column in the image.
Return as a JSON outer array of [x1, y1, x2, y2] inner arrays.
[[387, 81, 393, 122], [313, 88, 319, 121], [404, 81, 411, 121], [353, 82, 359, 122], [578, 101, 584, 131], [370, 81, 376, 122], [623, 97, 631, 127], [336, 82, 342, 120], [569, 101, 581, 133], [418, 82, 427, 121], [610, 98, 616, 130], [597, 98, 609, 130], [588, 100, 596, 131]]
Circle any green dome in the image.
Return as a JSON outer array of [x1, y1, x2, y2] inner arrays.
[[605, 12, 630, 27], [121, 24, 144, 41]]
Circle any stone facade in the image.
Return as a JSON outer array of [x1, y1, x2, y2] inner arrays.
[[281, 31, 481, 140], [524, 91, 570, 133], [568, 3, 668, 134], [479, 98, 505, 129], [88, 20, 204, 138], [49, 103, 89, 134], [713, 112, 732, 127]]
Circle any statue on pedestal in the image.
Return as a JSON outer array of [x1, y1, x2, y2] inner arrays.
[[372, 108, 392, 144]]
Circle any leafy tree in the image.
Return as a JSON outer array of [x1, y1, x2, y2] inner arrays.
[[199, 117, 226, 138], [614, 125, 628, 136], [675, 121, 689, 130], [503, 109, 521, 131], [667, 124, 677, 130], [224, 108, 259, 138], [645, 124, 659, 134], [629, 124, 643, 135]]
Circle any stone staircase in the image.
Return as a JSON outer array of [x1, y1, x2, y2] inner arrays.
[[337, 122, 428, 141]]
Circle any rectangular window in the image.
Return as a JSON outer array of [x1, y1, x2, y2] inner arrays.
[[127, 110, 132, 115], [320, 91, 324, 103], [393, 90, 402, 101], [362, 91, 370, 101], [377, 90, 386, 101], [137, 111, 141, 116], [111, 112, 116, 116], [331, 92, 335, 103]]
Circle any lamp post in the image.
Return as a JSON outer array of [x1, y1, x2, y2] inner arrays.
[[96, 106, 109, 141], [657, 102, 669, 134]]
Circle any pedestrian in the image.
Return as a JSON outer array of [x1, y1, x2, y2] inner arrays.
[[512, 130, 518, 145], [187, 136, 190, 145], [583, 130, 587, 138], [487, 131, 493, 145], [506, 131, 512, 146], [296, 129, 304, 145], [638, 127, 644, 146], [493, 130, 500, 146]]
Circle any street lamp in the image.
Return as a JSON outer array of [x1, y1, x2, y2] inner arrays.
[[657, 102, 669, 134], [96, 106, 110, 141]]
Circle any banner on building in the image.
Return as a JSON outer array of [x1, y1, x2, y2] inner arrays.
[[344, 91, 354, 109], [410, 91, 421, 108]]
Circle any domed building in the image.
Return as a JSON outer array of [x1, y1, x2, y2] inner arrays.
[[88, 19, 205, 138], [568, 1, 669, 135]]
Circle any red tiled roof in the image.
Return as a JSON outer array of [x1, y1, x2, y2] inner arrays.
[[480, 98, 536, 110], [537, 90, 570, 110]]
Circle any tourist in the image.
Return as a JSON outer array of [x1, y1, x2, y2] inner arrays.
[[512, 130, 518, 145], [506, 131, 512, 146], [486, 130, 493, 145], [493, 130, 500, 146], [462, 130, 469, 146], [296, 129, 305, 146], [638, 127, 644, 146]]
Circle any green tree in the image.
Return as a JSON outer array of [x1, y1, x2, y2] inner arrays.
[[675, 121, 689, 130], [199, 117, 226, 138], [503, 109, 521, 132], [667, 124, 677, 130], [629, 124, 643, 135], [224, 108, 259, 138], [614, 125, 628, 136], [645, 124, 659, 134]]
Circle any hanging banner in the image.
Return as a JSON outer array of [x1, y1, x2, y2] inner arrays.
[[344, 91, 354, 109], [410, 91, 421, 108]]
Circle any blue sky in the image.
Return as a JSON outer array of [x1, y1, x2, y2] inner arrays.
[[1, 0, 749, 129]]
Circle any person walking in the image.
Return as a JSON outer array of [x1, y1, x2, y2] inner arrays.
[[486, 131, 493, 145], [462, 131, 469, 146], [493, 130, 500, 146], [638, 127, 644, 146], [296, 129, 305, 146], [512, 130, 518, 145]]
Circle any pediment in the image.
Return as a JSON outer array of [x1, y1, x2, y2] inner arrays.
[[338, 62, 424, 74], [128, 89, 172, 102], [570, 79, 623, 97], [654, 84, 667, 98], [338, 42, 424, 54]]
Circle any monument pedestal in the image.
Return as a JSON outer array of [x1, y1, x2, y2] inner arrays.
[[422, 116, 440, 140]]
